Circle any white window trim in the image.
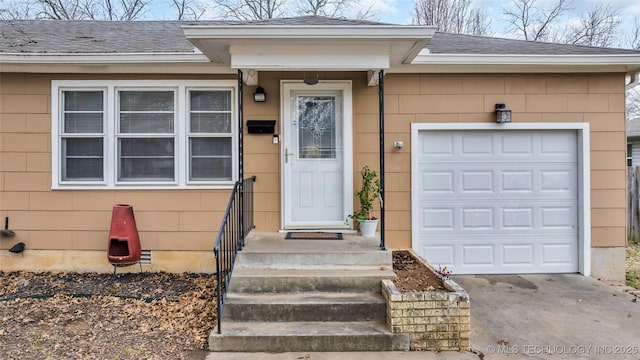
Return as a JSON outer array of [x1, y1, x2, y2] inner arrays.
[[52, 80, 238, 190], [410, 122, 591, 277]]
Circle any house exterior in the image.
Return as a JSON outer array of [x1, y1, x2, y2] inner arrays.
[[1, 17, 639, 281]]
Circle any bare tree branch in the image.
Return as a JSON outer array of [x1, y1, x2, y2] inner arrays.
[[31, 0, 147, 20], [217, 0, 288, 20], [629, 87, 640, 121], [630, 16, 640, 50], [411, 0, 491, 36], [296, 0, 349, 17], [502, 0, 572, 42], [563, 3, 620, 47]]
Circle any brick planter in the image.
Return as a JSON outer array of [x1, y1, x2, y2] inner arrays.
[[382, 249, 470, 351]]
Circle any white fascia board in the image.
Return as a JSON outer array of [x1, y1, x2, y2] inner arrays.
[[232, 52, 390, 70], [0, 52, 237, 74], [0, 52, 210, 64], [182, 25, 436, 40], [230, 44, 390, 70], [408, 53, 640, 73]]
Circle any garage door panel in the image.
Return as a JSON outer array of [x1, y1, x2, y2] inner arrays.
[[502, 245, 534, 265], [420, 202, 577, 233], [542, 243, 577, 265], [419, 130, 576, 161], [419, 166, 577, 199], [415, 129, 579, 274], [421, 246, 455, 267], [462, 245, 494, 265]]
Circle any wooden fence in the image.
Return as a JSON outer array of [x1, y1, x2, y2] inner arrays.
[[629, 166, 640, 236]]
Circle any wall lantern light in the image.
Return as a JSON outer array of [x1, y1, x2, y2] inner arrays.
[[253, 86, 266, 102], [495, 103, 512, 123]]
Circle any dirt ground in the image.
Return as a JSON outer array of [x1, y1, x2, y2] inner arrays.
[[627, 242, 640, 289], [0, 272, 216, 360], [392, 250, 447, 292], [0, 251, 441, 359]]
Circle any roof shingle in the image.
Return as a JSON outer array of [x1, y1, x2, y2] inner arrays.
[[1, 17, 639, 56]]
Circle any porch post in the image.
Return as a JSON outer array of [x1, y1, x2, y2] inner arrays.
[[238, 69, 245, 248], [378, 70, 386, 250]]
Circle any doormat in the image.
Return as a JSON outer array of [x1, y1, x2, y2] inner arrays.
[[285, 232, 343, 240]]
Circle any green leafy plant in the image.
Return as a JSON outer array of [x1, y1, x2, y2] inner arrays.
[[348, 165, 381, 222]]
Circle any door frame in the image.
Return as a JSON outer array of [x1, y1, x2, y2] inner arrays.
[[410, 122, 591, 276], [280, 80, 353, 229]]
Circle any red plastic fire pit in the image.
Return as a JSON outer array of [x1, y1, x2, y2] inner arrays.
[[107, 204, 141, 273]]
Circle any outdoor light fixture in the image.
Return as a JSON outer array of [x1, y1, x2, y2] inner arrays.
[[303, 72, 319, 85], [253, 86, 266, 102], [495, 103, 512, 123]]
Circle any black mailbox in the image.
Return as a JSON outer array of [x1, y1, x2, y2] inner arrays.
[[247, 120, 276, 134]]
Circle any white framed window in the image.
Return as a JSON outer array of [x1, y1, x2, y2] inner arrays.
[[52, 80, 238, 189]]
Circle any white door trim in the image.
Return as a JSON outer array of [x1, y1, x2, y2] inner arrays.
[[410, 122, 591, 276], [280, 81, 353, 229]]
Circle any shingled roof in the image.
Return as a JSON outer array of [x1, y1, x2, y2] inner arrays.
[[1, 16, 639, 56], [425, 32, 640, 55]]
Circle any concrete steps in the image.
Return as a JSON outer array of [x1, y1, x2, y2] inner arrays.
[[228, 268, 396, 293], [209, 232, 407, 352], [222, 292, 387, 322], [209, 321, 409, 352]]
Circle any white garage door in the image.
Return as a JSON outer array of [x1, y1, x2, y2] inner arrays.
[[414, 130, 579, 274]]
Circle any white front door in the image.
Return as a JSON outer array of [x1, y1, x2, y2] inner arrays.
[[282, 82, 352, 229]]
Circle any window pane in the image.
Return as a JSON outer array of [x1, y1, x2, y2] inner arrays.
[[190, 137, 232, 180], [297, 96, 336, 159], [63, 91, 103, 134], [119, 138, 174, 181], [62, 138, 103, 181], [190, 91, 231, 111], [64, 91, 103, 111], [64, 113, 103, 133], [119, 91, 174, 111], [120, 113, 174, 133], [190, 113, 232, 133]]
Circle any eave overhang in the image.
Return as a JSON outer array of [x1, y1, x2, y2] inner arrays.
[[181, 25, 437, 70], [0, 52, 235, 74], [400, 52, 640, 74]]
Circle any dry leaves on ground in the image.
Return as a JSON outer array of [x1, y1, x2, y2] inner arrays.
[[0, 271, 216, 360], [392, 250, 447, 292]]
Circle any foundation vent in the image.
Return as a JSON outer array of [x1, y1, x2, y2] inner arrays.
[[140, 250, 152, 265]]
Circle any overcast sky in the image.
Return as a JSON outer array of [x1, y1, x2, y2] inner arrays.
[[370, 0, 640, 47]]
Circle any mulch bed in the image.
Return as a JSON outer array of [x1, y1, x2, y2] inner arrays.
[[392, 250, 448, 292], [0, 271, 215, 360]]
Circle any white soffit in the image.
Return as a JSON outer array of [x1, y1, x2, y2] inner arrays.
[[405, 52, 640, 73], [182, 25, 436, 70]]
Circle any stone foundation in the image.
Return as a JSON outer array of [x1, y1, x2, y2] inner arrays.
[[382, 250, 470, 351]]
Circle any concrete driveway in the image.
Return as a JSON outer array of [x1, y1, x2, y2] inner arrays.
[[454, 274, 640, 359]]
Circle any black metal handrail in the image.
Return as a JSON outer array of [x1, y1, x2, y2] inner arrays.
[[213, 175, 256, 333]]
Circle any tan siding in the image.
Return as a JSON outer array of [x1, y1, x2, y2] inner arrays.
[[0, 71, 628, 256], [380, 73, 627, 249], [588, 74, 624, 93], [546, 74, 588, 93], [462, 74, 505, 94]]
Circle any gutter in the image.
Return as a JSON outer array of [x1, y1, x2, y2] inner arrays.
[[627, 73, 640, 91]]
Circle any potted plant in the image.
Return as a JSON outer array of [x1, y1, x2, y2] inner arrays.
[[348, 165, 381, 237]]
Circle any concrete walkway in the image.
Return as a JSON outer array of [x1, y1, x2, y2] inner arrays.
[[455, 274, 640, 359], [205, 351, 478, 360]]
